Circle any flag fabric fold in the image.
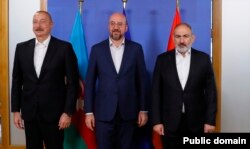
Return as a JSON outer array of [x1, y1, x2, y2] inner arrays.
[[167, 6, 181, 51], [70, 11, 88, 80], [64, 10, 97, 149]]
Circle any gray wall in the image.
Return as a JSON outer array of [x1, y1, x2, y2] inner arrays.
[[221, 0, 250, 132]]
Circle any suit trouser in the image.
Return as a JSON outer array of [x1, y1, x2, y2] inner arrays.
[[24, 113, 64, 149], [95, 112, 136, 149], [162, 113, 188, 149]]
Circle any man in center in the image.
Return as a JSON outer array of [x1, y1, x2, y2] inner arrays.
[[85, 12, 148, 149]]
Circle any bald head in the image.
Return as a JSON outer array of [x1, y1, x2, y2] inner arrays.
[[109, 13, 127, 25]]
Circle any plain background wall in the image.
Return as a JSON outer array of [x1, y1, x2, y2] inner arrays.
[[9, 0, 39, 145], [221, 0, 250, 132]]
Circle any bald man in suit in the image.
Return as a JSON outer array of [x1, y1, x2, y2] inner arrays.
[[85, 12, 148, 149]]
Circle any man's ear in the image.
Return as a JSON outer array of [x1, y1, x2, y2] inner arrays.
[[125, 25, 128, 32], [191, 34, 196, 42]]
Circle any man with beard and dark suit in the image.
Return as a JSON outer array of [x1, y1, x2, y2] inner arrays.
[[85, 12, 148, 149], [11, 11, 79, 149], [151, 23, 217, 149]]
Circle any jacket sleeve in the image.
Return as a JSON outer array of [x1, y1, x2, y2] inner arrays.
[[64, 43, 79, 115], [204, 55, 217, 125], [11, 44, 23, 112]]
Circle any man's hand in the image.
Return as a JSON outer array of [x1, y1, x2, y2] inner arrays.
[[137, 111, 148, 127], [153, 124, 164, 136], [85, 114, 95, 131], [58, 113, 72, 130], [13, 112, 24, 129], [204, 124, 216, 133]]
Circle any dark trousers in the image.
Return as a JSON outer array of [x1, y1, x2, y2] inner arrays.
[[24, 114, 64, 149], [162, 113, 189, 149], [95, 112, 136, 149]]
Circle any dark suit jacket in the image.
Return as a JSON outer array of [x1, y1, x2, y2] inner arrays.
[[11, 36, 79, 122], [151, 48, 217, 132], [85, 39, 147, 121]]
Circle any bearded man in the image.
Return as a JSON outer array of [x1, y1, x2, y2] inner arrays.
[[151, 23, 217, 149], [84, 12, 148, 149]]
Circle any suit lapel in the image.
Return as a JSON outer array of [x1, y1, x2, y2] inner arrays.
[[27, 39, 38, 79], [170, 51, 183, 91], [103, 40, 118, 74], [118, 40, 129, 75], [39, 37, 58, 78], [184, 49, 195, 91]]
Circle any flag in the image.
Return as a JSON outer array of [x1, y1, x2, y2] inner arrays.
[[166, 4, 181, 51], [123, 8, 131, 39], [64, 10, 97, 149], [152, 131, 163, 149]]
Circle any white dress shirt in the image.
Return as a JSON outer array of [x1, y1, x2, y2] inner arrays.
[[34, 36, 50, 77], [109, 38, 125, 73], [176, 49, 191, 113]]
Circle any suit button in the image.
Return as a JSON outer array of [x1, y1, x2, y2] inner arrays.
[[116, 77, 119, 81]]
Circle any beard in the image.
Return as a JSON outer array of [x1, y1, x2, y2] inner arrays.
[[110, 30, 123, 41], [176, 43, 192, 53]]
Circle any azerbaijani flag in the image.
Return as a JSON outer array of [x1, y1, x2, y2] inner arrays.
[[64, 10, 97, 149]]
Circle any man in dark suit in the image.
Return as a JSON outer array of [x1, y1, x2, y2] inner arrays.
[[85, 12, 148, 149], [11, 11, 79, 149], [151, 23, 217, 149]]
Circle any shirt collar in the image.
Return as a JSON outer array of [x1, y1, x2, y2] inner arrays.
[[35, 35, 51, 47], [176, 48, 191, 56], [109, 37, 125, 47]]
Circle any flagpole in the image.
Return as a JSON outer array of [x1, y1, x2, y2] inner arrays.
[[122, 0, 128, 9], [177, 0, 180, 11], [79, 0, 84, 15]]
